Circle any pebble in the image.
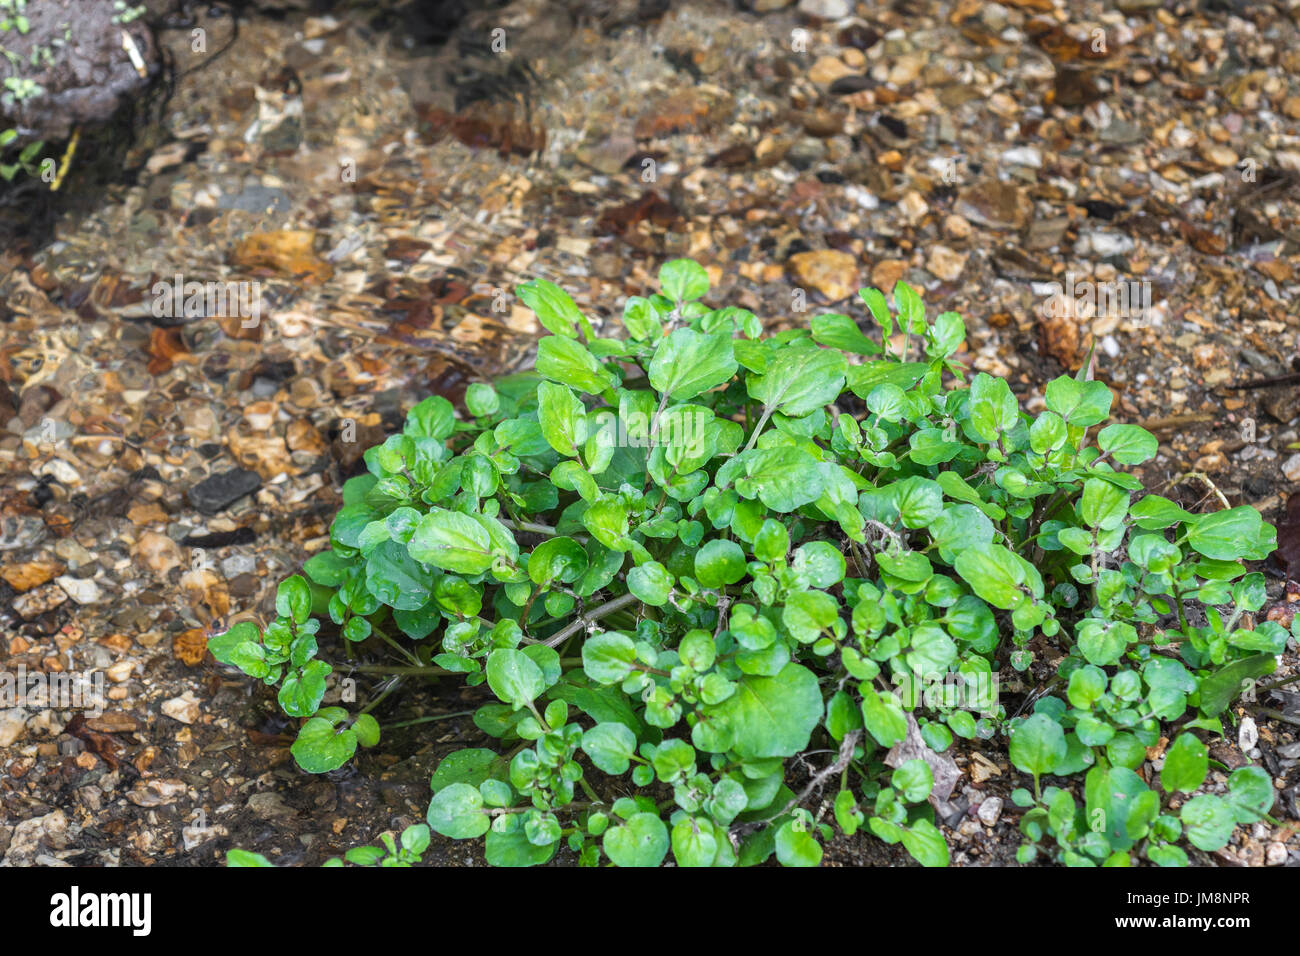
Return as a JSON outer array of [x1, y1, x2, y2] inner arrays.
[[162, 691, 201, 724], [1281, 453, 1300, 483], [797, 0, 849, 17], [106, 661, 135, 683], [1000, 146, 1042, 169], [54, 537, 94, 569], [786, 250, 859, 303], [12, 584, 69, 619], [0, 810, 69, 866], [927, 245, 968, 281], [943, 214, 972, 240], [809, 56, 855, 88], [0, 515, 48, 552], [127, 779, 188, 807], [188, 468, 262, 515], [221, 554, 257, 577], [1266, 842, 1288, 866], [1076, 231, 1135, 258], [248, 792, 296, 820], [0, 709, 28, 747], [977, 796, 1003, 827], [56, 575, 103, 606], [1238, 716, 1259, 752], [134, 532, 183, 576]]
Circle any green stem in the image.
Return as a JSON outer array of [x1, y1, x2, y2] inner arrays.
[[540, 592, 641, 648], [382, 710, 477, 730]]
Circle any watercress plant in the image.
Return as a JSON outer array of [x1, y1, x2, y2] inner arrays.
[[213, 260, 1285, 867]]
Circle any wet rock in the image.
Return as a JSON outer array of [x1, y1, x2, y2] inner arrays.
[[797, 0, 849, 18], [0, 515, 48, 552], [248, 792, 296, 820], [0, 810, 69, 866], [809, 56, 855, 88], [188, 468, 262, 515], [954, 181, 1032, 231], [12, 584, 68, 619], [0, 709, 28, 748], [0, 560, 61, 592], [134, 532, 183, 576], [927, 245, 968, 281], [56, 574, 102, 606], [1282, 454, 1300, 483], [1266, 843, 1288, 866], [127, 779, 188, 807], [977, 796, 1003, 827], [161, 691, 201, 725], [1075, 231, 1135, 258], [787, 250, 859, 303]]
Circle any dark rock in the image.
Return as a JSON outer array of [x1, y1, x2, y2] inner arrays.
[[187, 469, 262, 515], [829, 75, 872, 95], [0, 0, 159, 144]]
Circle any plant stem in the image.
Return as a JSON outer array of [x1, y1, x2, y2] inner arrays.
[[541, 592, 641, 648], [382, 710, 477, 730]]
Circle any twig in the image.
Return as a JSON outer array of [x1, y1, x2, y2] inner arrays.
[[774, 730, 862, 821], [541, 592, 641, 648]]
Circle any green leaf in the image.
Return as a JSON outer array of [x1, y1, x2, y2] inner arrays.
[[485, 826, 557, 866], [968, 373, 1020, 442], [431, 749, 501, 793], [1224, 766, 1273, 824], [810, 313, 881, 354], [672, 817, 720, 867], [527, 536, 588, 587], [405, 396, 455, 439], [1186, 507, 1265, 561], [695, 539, 746, 588], [746, 345, 847, 418], [775, 818, 823, 867], [901, 819, 949, 867], [536, 335, 614, 394], [582, 631, 638, 685], [1044, 376, 1112, 426], [427, 782, 491, 839], [291, 717, 358, 773], [365, 540, 432, 610], [209, 621, 260, 666], [1009, 713, 1067, 780], [725, 446, 826, 513], [408, 508, 500, 574], [1160, 733, 1208, 794], [1199, 654, 1275, 716], [517, 278, 585, 337], [659, 258, 710, 303], [705, 663, 822, 759], [226, 849, 275, 867], [1097, 424, 1157, 465], [278, 659, 331, 717], [582, 722, 639, 775], [860, 686, 907, 748], [954, 545, 1029, 610], [486, 648, 546, 708], [603, 812, 669, 866], [275, 575, 312, 624], [627, 561, 673, 606], [1180, 795, 1236, 852], [648, 329, 738, 401]]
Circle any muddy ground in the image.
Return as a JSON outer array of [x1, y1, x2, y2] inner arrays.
[[2, 0, 1300, 867]]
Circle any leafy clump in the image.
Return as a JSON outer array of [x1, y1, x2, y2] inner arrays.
[[212, 260, 1286, 867]]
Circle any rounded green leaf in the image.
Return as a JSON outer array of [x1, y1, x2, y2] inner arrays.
[[1160, 733, 1208, 794], [627, 561, 673, 606], [603, 812, 669, 867], [486, 648, 545, 709], [1009, 713, 1067, 778], [427, 783, 491, 839], [695, 539, 746, 588]]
